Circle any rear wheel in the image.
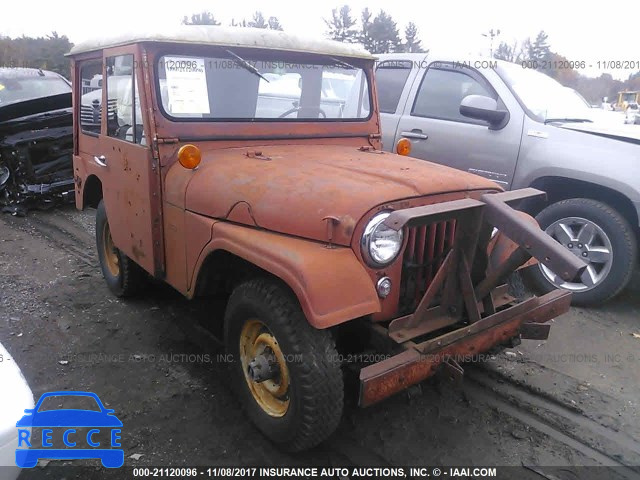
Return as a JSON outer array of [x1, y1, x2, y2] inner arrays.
[[526, 198, 636, 305], [96, 200, 146, 297], [224, 278, 343, 451]]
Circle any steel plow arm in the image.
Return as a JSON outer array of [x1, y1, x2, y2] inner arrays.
[[384, 188, 586, 282]]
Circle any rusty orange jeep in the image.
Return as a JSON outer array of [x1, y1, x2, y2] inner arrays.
[[68, 26, 585, 451]]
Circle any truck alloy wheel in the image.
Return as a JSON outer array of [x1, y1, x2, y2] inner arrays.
[[224, 279, 343, 451], [95, 200, 146, 297], [540, 216, 613, 291], [527, 198, 637, 305]]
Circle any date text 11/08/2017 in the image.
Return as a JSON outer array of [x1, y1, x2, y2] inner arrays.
[[132, 466, 498, 478]]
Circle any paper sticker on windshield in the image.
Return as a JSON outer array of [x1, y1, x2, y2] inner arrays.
[[0, 84, 5, 91], [163, 57, 210, 114]]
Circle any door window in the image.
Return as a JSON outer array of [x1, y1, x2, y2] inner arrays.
[[106, 55, 145, 145], [375, 61, 412, 114], [79, 61, 103, 135], [412, 68, 495, 125]]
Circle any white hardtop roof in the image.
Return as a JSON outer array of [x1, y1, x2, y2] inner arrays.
[[68, 25, 375, 60]]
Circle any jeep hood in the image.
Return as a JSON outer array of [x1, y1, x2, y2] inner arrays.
[[184, 144, 498, 245]]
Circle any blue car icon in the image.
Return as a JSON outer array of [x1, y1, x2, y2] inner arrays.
[[15, 391, 124, 468]]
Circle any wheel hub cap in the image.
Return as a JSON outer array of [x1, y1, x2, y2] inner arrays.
[[239, 319, 290, 417], [540, 216, 613, 292]]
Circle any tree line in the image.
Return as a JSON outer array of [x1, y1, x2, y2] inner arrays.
[[0, 10, 638, 105], [493, 30, 640, 104]]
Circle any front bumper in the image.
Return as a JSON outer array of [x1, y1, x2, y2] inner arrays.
[[357, 188, 583, 407], [359, 289, 571, 406]]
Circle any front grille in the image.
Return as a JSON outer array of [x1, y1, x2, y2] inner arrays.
[[80, 99, 118, 127], [398, 219, 457, 314]]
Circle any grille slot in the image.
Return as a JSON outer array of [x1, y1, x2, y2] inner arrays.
[[399, 219, 457, 314]]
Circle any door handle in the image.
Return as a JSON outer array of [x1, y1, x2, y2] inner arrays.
[[400, 130, 428, 140], [93, 155, 107, 167]]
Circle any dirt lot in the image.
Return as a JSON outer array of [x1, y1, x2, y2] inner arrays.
[[1, 206, 639, 479]]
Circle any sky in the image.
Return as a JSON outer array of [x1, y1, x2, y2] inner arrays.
[[1, 0, 636, 80]]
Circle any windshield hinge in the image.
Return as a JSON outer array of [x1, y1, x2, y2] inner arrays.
[[155, 136, 180, 145]]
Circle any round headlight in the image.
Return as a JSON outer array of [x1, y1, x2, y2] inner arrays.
[[361, 212, 404, 267]]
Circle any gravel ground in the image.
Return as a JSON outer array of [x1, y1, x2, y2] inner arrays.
[[1, 206, 639, 480]]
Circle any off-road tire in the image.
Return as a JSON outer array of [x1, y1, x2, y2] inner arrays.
[[525, 198, 636, 305], [224, 278, 343, 451], [95, 199, 146, 297]]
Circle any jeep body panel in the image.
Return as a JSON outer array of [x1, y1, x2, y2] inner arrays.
[[172, 144, 498, 246], [69, 28, 583, 414]]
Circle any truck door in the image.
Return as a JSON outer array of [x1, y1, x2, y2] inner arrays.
[[375, 59, 420, 152], [395, 62, 523, 189], [96, 51, 158, 275]]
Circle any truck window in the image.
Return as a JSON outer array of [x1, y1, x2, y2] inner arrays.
[[375, 61, 412, 114], [106, 55, 145, 145], [79, 61, 103, 135], [412, 68, 494, 124]]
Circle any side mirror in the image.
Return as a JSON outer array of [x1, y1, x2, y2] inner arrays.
[[460, 95, 509, 129]]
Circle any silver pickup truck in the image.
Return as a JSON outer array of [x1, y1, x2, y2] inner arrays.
[[376, 53, 640, 305]]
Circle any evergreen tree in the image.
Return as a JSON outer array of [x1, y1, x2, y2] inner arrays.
[[369, 10, 402, 54], [182, 11, 220, 25], [324, 5, 358, 43], [403, 22, 425, 53]]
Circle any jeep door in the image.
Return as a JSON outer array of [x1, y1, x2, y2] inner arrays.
[[95, 49, 159, 275], [394, 61, 524, 189]]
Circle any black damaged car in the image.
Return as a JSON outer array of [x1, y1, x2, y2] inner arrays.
[[0, 67, 73, 216]]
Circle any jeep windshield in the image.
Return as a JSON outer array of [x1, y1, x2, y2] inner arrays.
[[497, 62, 592, 123], [156, 53, 371, 121]]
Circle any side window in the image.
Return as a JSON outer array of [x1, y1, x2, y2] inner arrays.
[[412, 68, 495, 124], [79, 61, 103, 135], [106, 55, 145, 145], [375, 61, 412, 114]]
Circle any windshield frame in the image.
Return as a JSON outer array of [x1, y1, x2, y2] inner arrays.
[[153, 47, 373, 124]]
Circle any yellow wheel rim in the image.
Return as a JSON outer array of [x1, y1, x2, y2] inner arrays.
[[102, 221, 120, 277], [239, 319, 290, 417]]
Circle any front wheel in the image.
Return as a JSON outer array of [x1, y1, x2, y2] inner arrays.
[[224, 278, 343, 451], [526, 198, 637, 305]]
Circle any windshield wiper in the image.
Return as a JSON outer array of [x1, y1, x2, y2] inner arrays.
[[225, 49, 269, 83], [544, 118, 593, 124]]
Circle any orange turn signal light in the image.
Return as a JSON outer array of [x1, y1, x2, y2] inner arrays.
[[178, 144, 201, 169], [396, 138, 412, 156]]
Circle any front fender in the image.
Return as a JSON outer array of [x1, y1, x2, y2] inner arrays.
[[193, 221, 381, 329]]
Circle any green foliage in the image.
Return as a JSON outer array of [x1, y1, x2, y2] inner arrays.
[[369, 10, 403, 54], [248, 11, 268, 29], [324, 5, 358, 43], [267, 17, 284, 31], [359, 8, 375, 53], [403, 22, 425, 53], [527, 30, 551, 67], [182, 11, 220, 25], [0, 32, 73, 78]]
